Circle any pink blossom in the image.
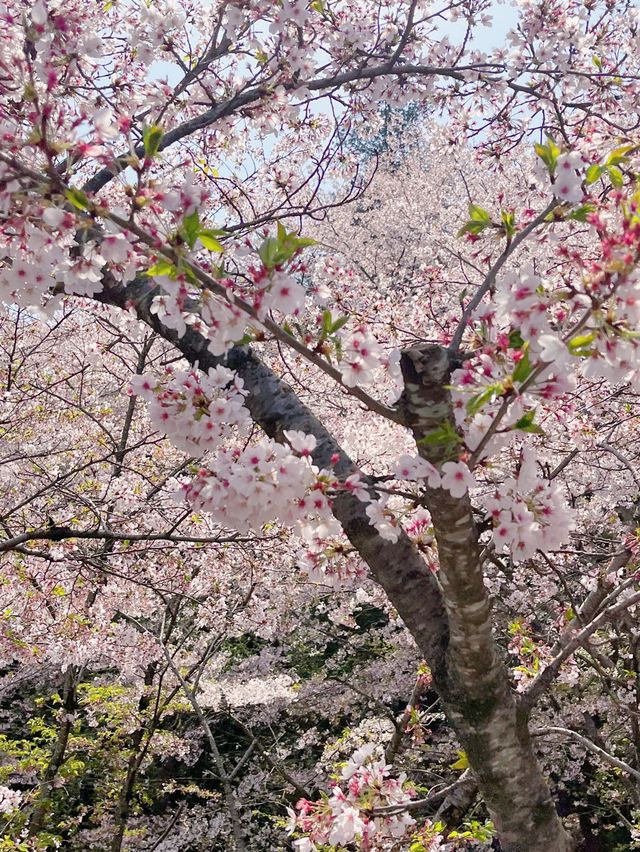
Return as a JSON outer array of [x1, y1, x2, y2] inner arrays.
[[440, 461, 475, 498]]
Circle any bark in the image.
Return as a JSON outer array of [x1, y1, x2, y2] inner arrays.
[[399, 344, 573, 852], [433, 770, 478, 828], [96, 277, 573, 851]]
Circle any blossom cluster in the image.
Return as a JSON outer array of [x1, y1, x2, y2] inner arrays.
[[340, 327, 385, 388], [180, 439, 326, 533], [393, 454, 476, 498], [147, 275, 249, 358], [0, 785, 22, 815], [0, 223, 115, 312], [362, 456, 477, 544], [288, 743, 417, 851], [552, 152, 586, 205], [482, 449, 573, 560], [129, 365, 250, 456], [508, 619, 579, 692], [296, 519, 369, 588], [252, 268, 307, 319]]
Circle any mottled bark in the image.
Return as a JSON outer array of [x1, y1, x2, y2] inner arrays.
[[399, 344, 573, 852]]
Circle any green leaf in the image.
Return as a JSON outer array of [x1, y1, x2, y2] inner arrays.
[[183, 265, 198, 285], [145, 259, 176, 278], [321, 309, 333, 336], [233, 333, 254, 346], [64, 188, 90, 211], [501, 210, 516, 238], [259, 236, 281, 270], [259, 228, 316, 270], [457, 202, 494, 237], [468, 203, 491, 223], [329, 315, 349, 334], [534, 137, 561, 174], [585, 164, 604, 185], [450, 750, 469, 771], [457, 221, 486, 237], [513, 409, 544, 434], [466, 384, 502, 416], [512, 348, 533, 385], [293, 236, 317, 249], [319, 310, 349, 338], [567, 331, 597, 355], [608, 165, 624, 188], [508, 329, 525, 349], [198, 229, 224, 252], [143, 124, 163, 158], [568, 203, 596, 222], [605, 144, 635, 167], [182, 210, 200, 249], [416, 421, 461, 448]]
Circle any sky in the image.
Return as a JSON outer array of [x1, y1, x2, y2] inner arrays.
[[139, 3, 524, 191]]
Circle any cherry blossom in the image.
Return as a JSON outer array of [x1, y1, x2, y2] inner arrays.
[[393, 454, 442, 488], [482, 449, 574, 560], [440, 461, 476, 499]]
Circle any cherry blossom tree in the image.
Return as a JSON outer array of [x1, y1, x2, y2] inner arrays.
[[2, 0, 640, 850]]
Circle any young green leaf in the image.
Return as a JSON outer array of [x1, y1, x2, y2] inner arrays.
[[608, 165, 624, 188], [145, 259, 177, 278], [329, 315, 349, 334], [64, 188, 90, 211], [605, 144, 635, 167], [513, 409, 544, 434], [501, 210, 516, 239], [416, 421, 461, 448], [468, 203, 491, 223], [534, 137, 561, 174], [567, 331, 597, 355], [512, 349, 533, 385], [508, 329, 525, 349], [450, 750, 469, 771], [181, 210, 200, 249], [466, 385, 502, 416], [198, 229, 224, 252], [143, 124, 163, 158], [567, 203, 596, 222], [457, 202, 493, 237], [259, 237, 281, 269], [585, 164, 604, 185]]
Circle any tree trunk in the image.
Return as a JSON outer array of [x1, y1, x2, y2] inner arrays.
[[399, 344, 573, 852]]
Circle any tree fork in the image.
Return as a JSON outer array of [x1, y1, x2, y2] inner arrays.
[[398, 344, 574, 852]]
